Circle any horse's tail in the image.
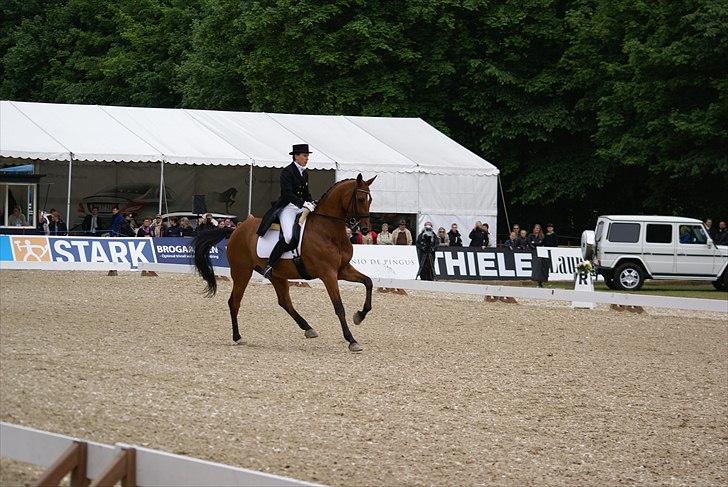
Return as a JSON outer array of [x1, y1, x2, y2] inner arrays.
[[193, 227, 233, 297]]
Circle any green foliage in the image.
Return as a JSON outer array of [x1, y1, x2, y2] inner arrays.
[[1, 0, 726, 234]]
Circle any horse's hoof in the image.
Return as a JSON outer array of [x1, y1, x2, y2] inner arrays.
[[348, 342, 363, 352], [353, 311, 364, 325], [232, 339, 244, 346], [304, 329, 319, 338]]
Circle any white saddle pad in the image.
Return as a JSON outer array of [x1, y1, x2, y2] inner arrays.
[[256, 219, 307, 259]]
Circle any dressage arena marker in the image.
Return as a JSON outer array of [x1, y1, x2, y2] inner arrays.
[[1, 422, 319, 487], [135, 263, 727, 313]]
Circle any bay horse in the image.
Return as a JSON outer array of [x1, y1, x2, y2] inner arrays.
[[193, 174, 376, 352]]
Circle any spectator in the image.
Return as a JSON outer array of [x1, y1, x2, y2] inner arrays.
[[543, 223, 558, 247], [38, 211, 50, 235], [483, 223, 491, 247], [127, 213, 139, 233], [223, 218, 235, 228], [504, 231, 519, 251], [517, 229, 530, 250], [81, 206, 102, 236], [166, 217, 182, 237], [468, 221, 488, 248], [448, 223, 463, 247], [358, 226, 377, 244], [197, 213, 216, 233], [109, 206, 125, 237], [136, 218, 154, 238], [717, 221, 728, 245], [8, 206, 28, 226], [415, 222, 437, 280], [512, 223, 521, 238], [47, 212, 68, 236], [528, 224, 545, 248], [436, 227, 450, 246], [118, 214, 135, 237], [704, 218, 717, 241], [679, 225, 691, 243], [152, 214, 167, 237], [179, 217, 195, 237], [377, 223, 393, 245], [391, 220, 413, 245]]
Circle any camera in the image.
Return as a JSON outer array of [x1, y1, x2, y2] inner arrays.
[[419, 228, 436, 252]]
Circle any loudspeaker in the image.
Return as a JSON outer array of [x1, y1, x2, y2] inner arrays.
[[193, 194, 207, 214]]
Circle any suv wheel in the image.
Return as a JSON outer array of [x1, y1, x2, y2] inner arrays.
[[712, 272, 728, 291], [614, 263, 645, 291], [604, 274, 619, 290]]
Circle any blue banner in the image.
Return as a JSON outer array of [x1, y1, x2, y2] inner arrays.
[[0, 236, 12, 261], [153, 237, 229, 268]]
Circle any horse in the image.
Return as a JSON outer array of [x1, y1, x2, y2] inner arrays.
[[193, 174, 376, 352]]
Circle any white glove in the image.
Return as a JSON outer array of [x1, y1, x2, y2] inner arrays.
[[303, 201, 316, 212]]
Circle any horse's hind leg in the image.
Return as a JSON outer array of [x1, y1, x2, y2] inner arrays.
[[271, 277, 318, 338], [338, 264, 373, 325], [228, 267, 253, 343], [320, 272, 362, 352]]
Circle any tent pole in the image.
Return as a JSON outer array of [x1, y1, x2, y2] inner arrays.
[[497, 174, 511, 236], [158, 160, 165, 215], [66, 154, 74, 227], [247, 163, 253, 216]]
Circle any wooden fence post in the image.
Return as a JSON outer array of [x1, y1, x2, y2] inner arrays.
[[89, 447, 136, 487], [33, 441, 87, 487]]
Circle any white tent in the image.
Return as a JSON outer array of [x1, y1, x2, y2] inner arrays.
[[0, 100, 499, 238]]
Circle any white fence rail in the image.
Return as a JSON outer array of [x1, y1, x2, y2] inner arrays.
[[135, 263, 728, 313], [0, 422, 321, 487]]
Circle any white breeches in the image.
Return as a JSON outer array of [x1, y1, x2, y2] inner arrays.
[[279, 203, 299, 244]]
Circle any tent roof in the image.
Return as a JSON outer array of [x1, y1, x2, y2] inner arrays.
[[0, 101, 498, 176], [347, 116, 499, 176], [0, 101, 70, 161]]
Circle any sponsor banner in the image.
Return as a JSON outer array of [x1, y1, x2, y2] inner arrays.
[[350, 245, 419, 280], [153, 237, 229, 268], [433, 247, 582, 281], [6, 236, 156, 270], [0, 236, 12, 261]]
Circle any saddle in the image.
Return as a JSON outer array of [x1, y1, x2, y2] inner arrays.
[[256, 210, 312, 279]]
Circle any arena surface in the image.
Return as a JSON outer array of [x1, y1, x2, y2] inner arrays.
[[1, 270, 726, 486]]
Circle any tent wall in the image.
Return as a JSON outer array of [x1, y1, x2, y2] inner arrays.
[[35, 161, 335, 229]]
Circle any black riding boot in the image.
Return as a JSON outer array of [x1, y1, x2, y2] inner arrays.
[[262, 240, 288, 280]]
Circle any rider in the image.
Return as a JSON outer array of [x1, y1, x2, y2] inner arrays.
[[258, 144, 317, 279]]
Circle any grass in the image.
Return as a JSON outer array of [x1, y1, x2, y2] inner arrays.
[[451, 279, 728, 300]]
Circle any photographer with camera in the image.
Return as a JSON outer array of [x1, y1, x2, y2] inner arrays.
[[416, 222, 438, 280]]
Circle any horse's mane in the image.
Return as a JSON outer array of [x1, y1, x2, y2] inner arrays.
[[317, 178, 355, 205]]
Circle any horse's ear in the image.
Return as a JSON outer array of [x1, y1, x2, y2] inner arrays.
[[365, 175, 377, 186], [356, 173, 363, 185]]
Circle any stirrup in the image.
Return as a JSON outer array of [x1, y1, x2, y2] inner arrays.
[[262, 265, 273, 280]]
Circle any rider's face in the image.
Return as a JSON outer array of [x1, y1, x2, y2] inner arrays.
[[294, 153, 309, 166]]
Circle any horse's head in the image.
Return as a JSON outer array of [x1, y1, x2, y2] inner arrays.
[[348, 174, 376, 230], [317, 174, 377, 230]]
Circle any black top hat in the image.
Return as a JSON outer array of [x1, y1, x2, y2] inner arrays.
[[289, 144, 313, 155]]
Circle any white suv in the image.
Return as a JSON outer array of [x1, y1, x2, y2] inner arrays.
[[583, 215, 728, 291]]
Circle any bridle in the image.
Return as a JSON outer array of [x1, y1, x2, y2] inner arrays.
[[316, 184, 371, 228]]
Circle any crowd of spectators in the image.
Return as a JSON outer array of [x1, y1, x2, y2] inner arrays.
[[33, 205, 233, 238], [24, 208, 728, 248]]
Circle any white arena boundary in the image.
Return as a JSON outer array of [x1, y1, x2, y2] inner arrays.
[[0, 422, 321, 487], [135, 263, 728, 314]]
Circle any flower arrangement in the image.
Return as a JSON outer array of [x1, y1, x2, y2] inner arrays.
[[576, 260, 596, 275]]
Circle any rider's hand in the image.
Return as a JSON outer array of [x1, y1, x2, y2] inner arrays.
[[303, 201, 316, 212]]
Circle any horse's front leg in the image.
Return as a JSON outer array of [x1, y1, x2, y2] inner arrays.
[[338, 264, 372, 325], [320, 272, 362, 352]]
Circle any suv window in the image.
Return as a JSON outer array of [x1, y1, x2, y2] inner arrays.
[[595, 221, 604, 242], [608, 222, 640, 243], [678, 225, 708, 245], [646, 224, 672, 244]]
